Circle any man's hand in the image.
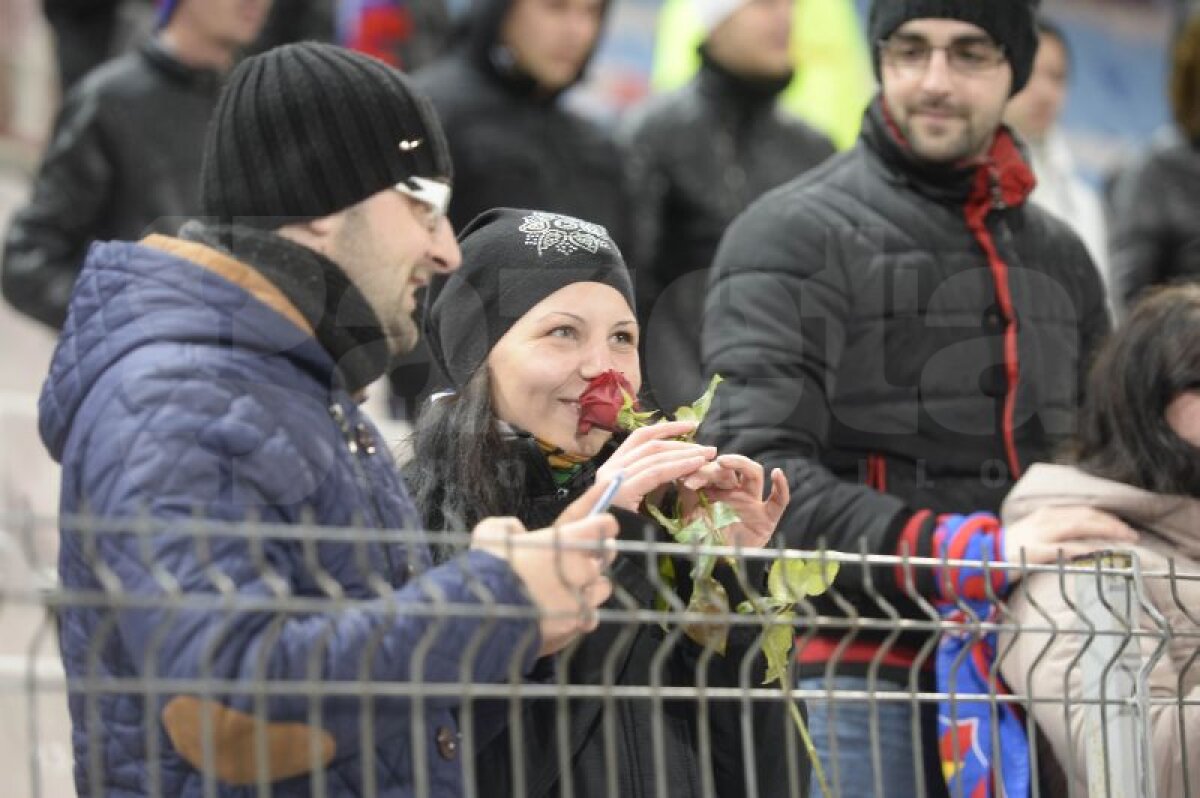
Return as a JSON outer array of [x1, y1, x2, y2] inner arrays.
[[472, 482, 620, 656]]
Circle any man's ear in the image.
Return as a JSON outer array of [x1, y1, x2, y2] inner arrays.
[[275, 212, 343, 250]]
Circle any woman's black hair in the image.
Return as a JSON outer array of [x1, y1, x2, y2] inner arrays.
[[404, 367, 530, 548], [1069, 284, 1200, 498]]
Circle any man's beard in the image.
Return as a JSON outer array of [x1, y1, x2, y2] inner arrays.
[[899, 104, 987, 164]]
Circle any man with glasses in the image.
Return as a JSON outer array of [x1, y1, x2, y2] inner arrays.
[[39, 42, 620, 795], [701, 2, 1112, 795]]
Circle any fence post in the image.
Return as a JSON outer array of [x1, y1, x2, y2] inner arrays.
[[1073, 551, 1155, 798]]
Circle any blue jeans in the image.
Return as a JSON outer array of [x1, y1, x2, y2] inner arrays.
[[797, 676, 948, 798]]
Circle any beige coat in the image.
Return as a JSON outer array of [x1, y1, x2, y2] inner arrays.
[[999, 463, 1200, 797]]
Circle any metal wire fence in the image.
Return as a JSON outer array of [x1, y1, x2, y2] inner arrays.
[[0, 510, 1196, 798]]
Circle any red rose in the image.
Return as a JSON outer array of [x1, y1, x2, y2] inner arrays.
[[577, 370, 635, 435]]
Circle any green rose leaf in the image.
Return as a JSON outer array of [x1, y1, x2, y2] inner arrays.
[[762, 610, 795, 685], [708, 501, 740, 532], [655, 555, 677, 622], [685, 374, 724, 425], [646, 502, 683, 535], [674, 515, 712, 544], [683, 576, 730, 655], [768, 556, 840, 602], [673, 405, 698, 423], [617, 387, 659, 431], [738, 597, 788, 614]]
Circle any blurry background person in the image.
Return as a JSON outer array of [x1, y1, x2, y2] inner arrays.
[[1, 1, 37, 140], [413, 0, 628, 245], [41, 0, 153, 94], [1, 0, 272, 330], [619, 0, 834, 412], [41, 0, 331, 97], [336, 0, 451, 72], [1000, 284, 1200, 797], [1106, 2, 1200, 318], [390, 0, 629, 419], [648, 0, 872, 150], [1004, 16, 1109, 291]]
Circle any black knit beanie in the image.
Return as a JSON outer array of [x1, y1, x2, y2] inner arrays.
[[869, 0, 1040, 94], [425, 208, 636, 391], [200, 42, 452, 227]]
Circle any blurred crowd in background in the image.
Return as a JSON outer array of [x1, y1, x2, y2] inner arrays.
[[0, 0, 1194, 409]]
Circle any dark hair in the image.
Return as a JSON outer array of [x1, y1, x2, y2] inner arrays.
[[1069, 284, 1200, 497], [1171, 3, 1200, 141], [404, 367, 530, 543]]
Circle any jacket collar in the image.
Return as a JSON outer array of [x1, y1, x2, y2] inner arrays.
[[503, 425, 615, 500], [695, 46, 793, 120], [139, 38, 224, 94], [860, 94, 1036, 211], [171, 222, 391, 395]]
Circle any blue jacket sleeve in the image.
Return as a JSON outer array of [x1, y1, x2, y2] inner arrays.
[[70, 374, 541, 763]]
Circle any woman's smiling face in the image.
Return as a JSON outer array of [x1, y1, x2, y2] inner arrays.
[[487, 281, 640, 457]]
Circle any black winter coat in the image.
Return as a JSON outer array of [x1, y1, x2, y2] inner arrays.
[[2, 39, 221, 329], [391, 3, 632, 418], [701, 98, 1111, 678], [410, 436, 805, 798], [1107, 137, 1200, 316], [412, 0, 630, 248], [620, 53, 834, 412]]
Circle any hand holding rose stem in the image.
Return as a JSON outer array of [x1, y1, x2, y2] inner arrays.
[[576, 370, 837, 797]]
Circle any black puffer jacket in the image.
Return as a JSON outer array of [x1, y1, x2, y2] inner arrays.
[[412, 0, 629, 248], [619, 51, 834, 412], [701, 97, 1110, 678], [409, 435, 804, 798], [1107, 137, 1200, 316], [2, 39, 221, 329]]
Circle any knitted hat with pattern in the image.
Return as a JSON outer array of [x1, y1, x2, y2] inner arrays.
[[425, 207, 635, 390]]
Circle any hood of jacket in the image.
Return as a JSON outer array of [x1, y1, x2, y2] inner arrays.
[[457, 0, 612, 101], [38, 235, 347, 463], [1002, 462, 1200, 561]]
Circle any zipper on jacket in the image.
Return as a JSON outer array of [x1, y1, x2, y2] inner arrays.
[[989, 167, 1007, 210]]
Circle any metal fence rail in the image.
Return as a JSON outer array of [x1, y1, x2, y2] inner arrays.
[[0, 511, 1196, 798]]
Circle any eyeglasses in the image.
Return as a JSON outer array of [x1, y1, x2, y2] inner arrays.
[[878, 37, 1007, 77], [395, 176, 452, 232]]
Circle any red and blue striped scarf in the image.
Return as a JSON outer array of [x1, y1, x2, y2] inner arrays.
[[934, 513, 1030, 798]]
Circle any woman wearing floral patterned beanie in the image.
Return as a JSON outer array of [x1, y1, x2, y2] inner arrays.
[[405, 207, 795, 797]]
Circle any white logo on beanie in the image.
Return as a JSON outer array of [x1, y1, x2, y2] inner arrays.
[[398, 138, 424, 151], [519, 212, 611, 256]]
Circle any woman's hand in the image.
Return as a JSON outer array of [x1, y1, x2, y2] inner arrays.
[[678, 454, 790, 548], [593, 420, 716, 512], [1004, 506, 1139, 574]]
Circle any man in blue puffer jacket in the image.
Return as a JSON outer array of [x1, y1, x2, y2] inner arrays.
[[38, 42, 618, 796]]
